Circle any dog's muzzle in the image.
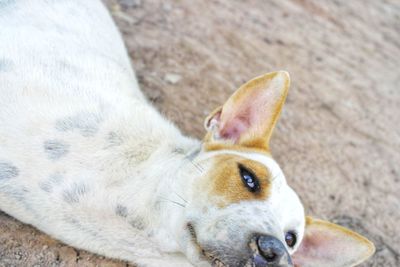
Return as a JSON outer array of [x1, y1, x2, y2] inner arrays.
[[249, 235, 293, 267]]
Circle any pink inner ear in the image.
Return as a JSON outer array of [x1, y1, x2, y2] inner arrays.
[[219, 107, 253, 141], [219, 117, 248, 140], [208, 72, 289, 144], [218, 89, 267, 142], [292, 223, 372, 267], [293, 232, 332, 266]]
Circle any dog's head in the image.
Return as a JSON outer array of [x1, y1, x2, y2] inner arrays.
[[180, 72, 374, 267]]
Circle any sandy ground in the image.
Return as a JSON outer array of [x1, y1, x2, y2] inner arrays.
[[0, 0, 399, 266]]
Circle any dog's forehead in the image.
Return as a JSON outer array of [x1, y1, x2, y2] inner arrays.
[[200, 149, 287, 207], [201, 149, 285, 182]]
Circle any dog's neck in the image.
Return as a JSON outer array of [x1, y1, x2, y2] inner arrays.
[[99, 121, 202, 250]]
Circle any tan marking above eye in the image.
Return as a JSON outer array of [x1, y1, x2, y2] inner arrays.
[[202, 139, 272, 155], [207, 155, 271, 207]]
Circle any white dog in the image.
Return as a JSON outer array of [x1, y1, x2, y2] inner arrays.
[[0, 1, 375, 266]]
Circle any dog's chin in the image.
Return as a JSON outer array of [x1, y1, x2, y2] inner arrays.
[[186, 222, 228, 267], [186, 222, 252, 267]]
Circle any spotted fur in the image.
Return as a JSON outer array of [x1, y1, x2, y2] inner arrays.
[[0, 1, 374, 267], [0, 162, 19, 180], [43, 140, 70, 160]]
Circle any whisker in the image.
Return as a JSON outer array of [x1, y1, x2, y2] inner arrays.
[[174, 191, 188, 203], [188, 159, 204, 174], [182, 147, 204, 174], [196, 161, 205, 172], [158, 200, 186, 208], [158, 197, 186, 208], [271, 173, 280, 182]]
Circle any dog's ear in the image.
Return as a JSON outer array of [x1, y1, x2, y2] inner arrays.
[[204, 71, 290, 152], [292, 216, 375, 267]]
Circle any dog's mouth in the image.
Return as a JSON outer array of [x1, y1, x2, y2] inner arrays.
[[187, 222, 227, 267]]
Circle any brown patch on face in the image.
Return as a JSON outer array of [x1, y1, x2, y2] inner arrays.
[[207, 154, 271, 207], [203, 136, 272, 155]]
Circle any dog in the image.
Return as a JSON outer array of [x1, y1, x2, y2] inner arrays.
[[0, 1, 375, 266]]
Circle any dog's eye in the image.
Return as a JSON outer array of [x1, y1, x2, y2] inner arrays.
[[285, 231, 297, 248], [238, 164, 260, 192]]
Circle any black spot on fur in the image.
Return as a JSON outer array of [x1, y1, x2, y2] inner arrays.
[[55, 112, 103, 137], [172, 147, 185, 154], [0, 0, 15, 10], [129, 217, 146, 230], [0, 58, 13, 72], [106, 131, 124, 148], [115, 204, 128, 217], [57, 60, 80, 74], [64, 217, 98, 238], [0, 185, 38, 216], [0, 162, 19, 180], [39, 172, 63, 193], [44, 140, 70, 160], [62, 183, 88, 204], [0, 185, 27, 202]]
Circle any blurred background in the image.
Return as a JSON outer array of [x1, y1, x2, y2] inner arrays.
[[0, 0, 398, 266]]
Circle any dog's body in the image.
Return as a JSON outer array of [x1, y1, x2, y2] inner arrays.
[[0, 1, 200, 266], [0, 1, 375, 267]]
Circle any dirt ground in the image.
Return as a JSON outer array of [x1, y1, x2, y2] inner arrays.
[[0, 0, 399, 266]]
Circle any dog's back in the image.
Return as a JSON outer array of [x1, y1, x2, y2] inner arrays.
[[0, 0, 183, 241], [0, 0, 144, 118], [0, 2, 195, 265], [0, 0, 143, 141]]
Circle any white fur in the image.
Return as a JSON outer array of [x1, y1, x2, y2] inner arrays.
[[0, 1, 305, 267], [186, 150, 305, 266]]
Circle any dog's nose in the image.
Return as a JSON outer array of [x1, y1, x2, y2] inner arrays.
[[255, 234, 293, 266]]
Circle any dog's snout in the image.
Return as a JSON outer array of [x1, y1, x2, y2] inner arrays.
[[253, 234, 293, 266], [257, 235, 285, 262]]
